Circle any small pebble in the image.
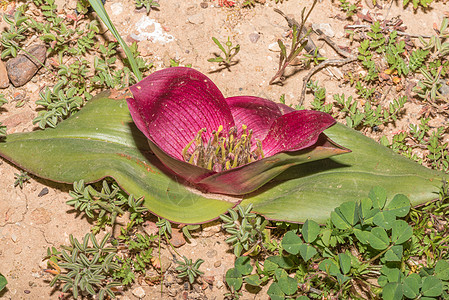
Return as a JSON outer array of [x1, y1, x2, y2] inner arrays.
[[24, 290, 30, 294], [248, 32, 260, 43], [0, 60, 9, 88], [268, 42, 280, 52], [187, 13, 205, 25], [206, 249, 217, 258], [110, 2, 123, 15], [200, 2, 208, 8], [6, 44, 47, 87], [216, 280, 224, 289], [214, 260, 221, 268], [132, 286, 146, 299], [312, 23, 335, 38], [38, 187, 49, 197], [11, 233, 18, 242]]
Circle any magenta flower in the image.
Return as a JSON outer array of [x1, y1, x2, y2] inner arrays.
[[127, 67, 349, 195]]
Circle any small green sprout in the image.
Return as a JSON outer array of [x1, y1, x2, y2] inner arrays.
[[14, 170, 30, 189], [207, 37, 240, 68], [135, 0, 160, 13], [175, 256, 204, 284]]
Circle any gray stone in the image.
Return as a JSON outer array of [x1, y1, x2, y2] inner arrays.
[[249, 32, 260, 43], [132, 286, 146, 299], [187, 13, 205, 25], [312, 23, 335, 38], [6, 44, 47, 87]]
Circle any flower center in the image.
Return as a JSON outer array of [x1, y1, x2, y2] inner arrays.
[[182, 125, 264, 171]]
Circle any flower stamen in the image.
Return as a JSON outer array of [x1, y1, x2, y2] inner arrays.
[[182, 125, 264, 171]]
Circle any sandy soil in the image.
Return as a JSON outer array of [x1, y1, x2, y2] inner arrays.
[[0, 0, 448, 299]]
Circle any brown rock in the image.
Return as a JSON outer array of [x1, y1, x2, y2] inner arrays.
[[170, 228, 186, 248], [30, 207, 51, 224], [0, 60, 9, 88], [6, 44, 47, 87]]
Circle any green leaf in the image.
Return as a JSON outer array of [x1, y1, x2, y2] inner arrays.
[[391, 220, 413, 245], [263, 259, 279, 273], [319, 259, 339, 276], [0, 273, 7, 292], [88, 0, 141, 81], [385, 194, 411, 218], [244, 274, 262, 286], [298, 244, 317, 262], [278, 275, 298, 296], [384, 245, 403, 262], [435, 260, 449, 280], [267, 282, 285, 300], [402, 273, 421, 299], [225, 268, 243, 291], [353, 228, 371, 244], [281, 231, 302, 255], [373, 211, 396, 230], [421, 276, 443, 297], [336, 272, 351, 285], [368, 227, 390, 250], [267, 256, 295, 270], [0, 93, 233, 224], [235, 256, 252, 276], [0, 94, 444, 224], [302, 220, 320, 243], [338, 253, 352, 275], [382, 282, 403, 300], [369, 186, 387, 209]]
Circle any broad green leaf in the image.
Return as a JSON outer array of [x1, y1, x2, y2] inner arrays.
[[373, 211, 396, 230], [435, 260, 449, 280], [263, 259, 279, 274], [384, 245, 403, 262], [391, 220, 413, 245], [338, 201, 359, 226], [382, 282, 403, 300], [368, 227, 390, 250], [385, 194, 411, 218], [235, 256, 252, 276], [330, 210, 351, 230], [281, 231, 302, 255], [319, 259, 339, 276], [267, 256, 295, 270], [336, 272, 351, 285], [421, 276, 443, 297], [244, 274, 262, 286], [296, 296, 310, 300], [381, 266, 402, 283], [278, 275, 298, 296], [402, 273, 421, 299], [0, 93, 233, 224], [225, 268, 243, 291], [302, 220, 320, 243], [369, 186, 388, 209], [267, 282, 285, 300], [245, 124, 443, 223], [0, 94, 444, 224], [338, 253, 352, 275], [298, 244, 317, 262], [353, 228, 370, 244], [0, 273, 6, 292]]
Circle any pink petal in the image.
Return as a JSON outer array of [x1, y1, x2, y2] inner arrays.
[[148, 140, 214, 183], [127, 67, 235, 160], [262, 110, 336, 156], [197, 134, 349, 195], [226, 96, 284, 141]]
